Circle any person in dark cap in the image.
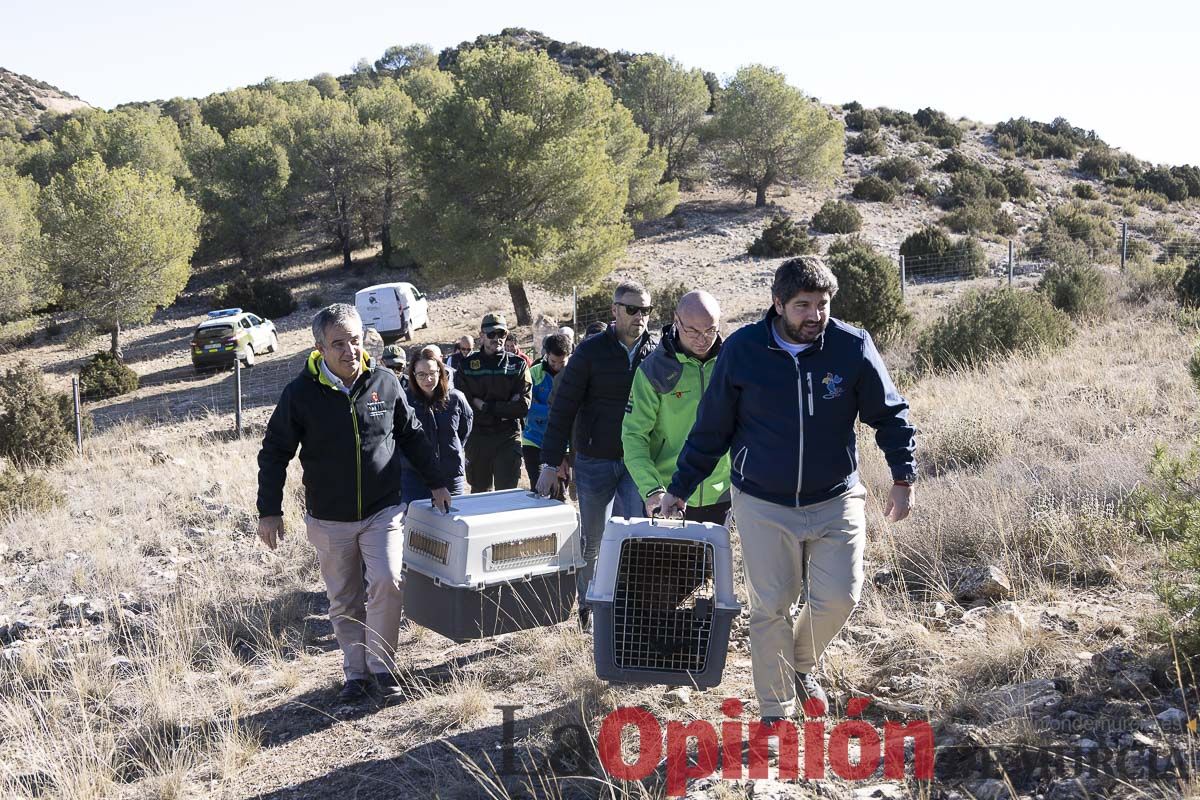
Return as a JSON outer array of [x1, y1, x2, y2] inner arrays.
[[453, 312, 532, 492], [381, 344, 410, 391]]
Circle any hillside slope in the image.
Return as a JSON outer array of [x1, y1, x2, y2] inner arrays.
[[0, 67, 90, 125]]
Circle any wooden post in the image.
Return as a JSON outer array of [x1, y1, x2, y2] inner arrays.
[[1008, 240, 1015, 287], [1120, 221, 1128, 271]]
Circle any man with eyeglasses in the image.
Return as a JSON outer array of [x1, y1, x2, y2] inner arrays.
[[623, 290, 731, 525], [453, 313, 531, 492], [535, 281, 658, 629]]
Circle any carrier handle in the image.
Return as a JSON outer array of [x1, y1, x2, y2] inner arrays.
[[650, 506, 686, 527]]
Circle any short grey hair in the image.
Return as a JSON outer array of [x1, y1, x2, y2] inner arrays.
[[311, 303, 363, 346], [613, 280, 649, 303]]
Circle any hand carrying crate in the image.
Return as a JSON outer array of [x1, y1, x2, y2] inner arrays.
[[402, 489, 582, 641], [587, 516, 740, 688]]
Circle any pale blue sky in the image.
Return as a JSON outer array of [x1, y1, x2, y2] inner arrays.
[[3, 0, 1196, 165]]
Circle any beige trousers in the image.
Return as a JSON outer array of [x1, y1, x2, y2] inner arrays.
[[732, 484, 867, 717], [305, 504, 406, 681]]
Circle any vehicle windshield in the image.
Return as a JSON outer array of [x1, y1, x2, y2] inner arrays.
[[195, 325, 234, 341]]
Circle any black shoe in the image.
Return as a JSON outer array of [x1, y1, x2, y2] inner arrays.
[[796, 673, 828, 716], [338, 678, 371, 702], [372, 671, 403, 698]]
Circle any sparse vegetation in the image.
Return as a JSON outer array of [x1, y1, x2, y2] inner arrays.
[[915, 288, 1075, 371], [825, 237, 911, 344], [852, 174, 897, 202], [79, 351, 140, 400], [847, 130, 886, 156], [747, 214, 816, 257], [1177, 260, 1200, 308], [811, 199, 862, 234], [1037, 263, 1108, 319], [0, 360, 78, 466], [216, 275, 298, 320]]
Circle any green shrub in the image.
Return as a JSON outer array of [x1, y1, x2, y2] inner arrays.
[[79, 351, 139, 400], [1126, 258, 1186, 302], [748, 214, 817, 257], [306, 293, 327, 310], [825, 237, 912, 344], [994, 116, 1098, 160], [995, 132, 1018, 157], [811, 200, 862, 234], [1072, 182, 1099, 200], [1037, 263, 1108, 318], [0, 467, 62, 518], [847, 131, 886, 156], [1130, 442, 1200, 655], [915, 288, 1075, 371], [651, 281, 692, 329], [842, 100, 863, 113], [876, 156, 921, 183], [0, 361, 77, 468], [1079, 146, 1120, 179], [998, 166, 1035, 199], [844, 108, 879, 133], [875, 108, 913, 128], [1033, 200, 1118, 266], [941, 201, 1015, 236], [851, 175, 897, 202], [216, 275, 298, 320], [1190, 345, 1200, 394], [935, 151, 975, 173], [900, 225, 988, 278], [914, 178, 938, 199], [1178, 261, 1200, 308], [914, 108, 962, 146]]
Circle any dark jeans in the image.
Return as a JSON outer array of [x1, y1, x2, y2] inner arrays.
[[574, 452, 642, 609], [465, 427, 522, 492], [522, 445, 542, 488]]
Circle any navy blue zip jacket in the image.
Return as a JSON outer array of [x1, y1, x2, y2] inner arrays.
[[400, 386, 473, 501], [257, 352, 447, 522], [668, 308, 916, 508]]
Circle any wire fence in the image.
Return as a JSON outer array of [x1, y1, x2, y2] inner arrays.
[[72, 217, 1196, 441]]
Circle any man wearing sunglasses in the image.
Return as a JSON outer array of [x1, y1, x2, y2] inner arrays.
[[623, 290, 731, 524], [535, 281, 658, 629], [453, 313, 531, 492]]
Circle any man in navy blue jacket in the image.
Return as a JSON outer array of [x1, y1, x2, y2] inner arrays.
[[660, 256, 916, 721]]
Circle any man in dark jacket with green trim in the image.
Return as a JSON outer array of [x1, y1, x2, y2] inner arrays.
[[257, 304, 450, 703]]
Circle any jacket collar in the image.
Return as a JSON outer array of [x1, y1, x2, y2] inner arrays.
[[658, 322, 722, 363], [606, 322, 654, 355], [305, 350, 373, 390], [762, 306, 826, 354]]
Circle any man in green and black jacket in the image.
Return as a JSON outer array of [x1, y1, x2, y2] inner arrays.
[[622, 290, 731, 524], [257, 304, 450, 703]]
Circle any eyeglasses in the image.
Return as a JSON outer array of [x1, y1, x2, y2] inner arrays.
[[619, 304, 653, 317], [485, 330, 507, 340], [675, 316, 719, 338], [415, 370, 439, 380]]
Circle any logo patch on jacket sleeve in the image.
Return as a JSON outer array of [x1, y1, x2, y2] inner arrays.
[[822, 373, 844, 399], [470, 359, 481, 370]]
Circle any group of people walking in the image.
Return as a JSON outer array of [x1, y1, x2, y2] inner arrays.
[[255, 256, 918, 727]]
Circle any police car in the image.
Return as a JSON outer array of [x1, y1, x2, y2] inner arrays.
[[190, 308, 279, 372]]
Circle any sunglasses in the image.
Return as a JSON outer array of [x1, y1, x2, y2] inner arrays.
[[619, 304, 653, 317], [485, 330, 508, 340]]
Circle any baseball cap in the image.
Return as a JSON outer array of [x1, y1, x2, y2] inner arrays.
[[381, 344, 406, 366], [481, 312, 508, 334]]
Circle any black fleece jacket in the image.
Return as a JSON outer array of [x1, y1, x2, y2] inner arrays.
[[256, 352, 446, 522], [539, 323, 656, 465]]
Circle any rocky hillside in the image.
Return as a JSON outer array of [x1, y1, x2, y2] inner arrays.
[[0, 67, 90, 126]]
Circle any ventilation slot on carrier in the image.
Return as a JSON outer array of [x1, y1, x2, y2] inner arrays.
[[408, 529, 449, 565]]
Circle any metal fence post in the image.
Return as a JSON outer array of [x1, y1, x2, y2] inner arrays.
[[234, 358, 243, 438], [899, 256, 906, 299], [1120, 221, 1128, 271], [72, 376, 83, 456], [1008, 240, 1015, 288], [572, 286, 578, 343]]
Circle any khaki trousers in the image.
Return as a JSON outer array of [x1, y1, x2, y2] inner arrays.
[[732, 484, 867, 717], [305, 505, 406, 681]]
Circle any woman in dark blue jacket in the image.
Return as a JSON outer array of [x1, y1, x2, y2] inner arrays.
[[401, 346, 473, 503]]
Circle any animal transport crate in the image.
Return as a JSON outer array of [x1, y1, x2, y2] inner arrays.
[[587, 517, 740, 688], [402, 489, 582, 641]]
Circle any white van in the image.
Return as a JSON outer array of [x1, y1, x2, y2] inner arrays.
[[354, 282, 429, 342]]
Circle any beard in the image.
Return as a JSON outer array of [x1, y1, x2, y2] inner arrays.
[[779, 315, 826, 343]]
